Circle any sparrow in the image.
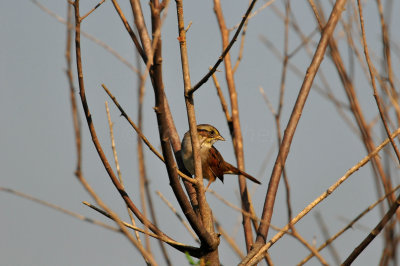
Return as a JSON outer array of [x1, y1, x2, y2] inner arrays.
[[181, 124, 261, 190]]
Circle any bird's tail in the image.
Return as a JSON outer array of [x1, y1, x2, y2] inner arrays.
[[225, 163, 261, 184]]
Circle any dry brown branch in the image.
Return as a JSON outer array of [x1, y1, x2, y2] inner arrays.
[[290, 229, 328, 266], [33, 0, 139, 73], [175, 0, 219, 262], [314, 212, 341, 264], [72, 1, 204, 258], [376, 0, 400, 126], [156, 191, 199, 243], [82, 201, 198, 250], [66, 4, 152, 261], [72, 2, 158, 263], [299, 184, 400, 265], [208, 189, 281, 232], [101, 84, 195, 184], [357, 0, 400, 163], [310, 0, 397, 216], [213, 0, 257, 252], [232, 19, 248, 74], [105, 101, 144, 245], [268, 3, 368, 142], [342, 193, 400, 265], [129, 0, 153, 64], [258, 35, 354, 115], [263, 40, 328, 263], [175, 0, 208, 224], [244, 2, 349, 261], [240, 127, 400, 265], [215, 219, 245, 259], [211, 72, 232, 123], [189, 0, 259, 95], [134, 54, 170, 264], [110, 0, 147, 62], [105, 102, 123, 185], [65, 2, 81, 175], [79, 0, 105, 21], [229, 0, 275, 31], [277, 0, 292, 229], [0, 187, 118, 232], [145, 0, 220, 257]]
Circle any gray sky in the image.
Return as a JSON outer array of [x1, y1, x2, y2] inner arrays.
[[1, 0, 399, 265]]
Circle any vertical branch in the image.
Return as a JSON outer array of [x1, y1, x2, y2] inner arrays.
[[135, 56, 152, 255], [356, 0, 400, 163], [65, 2, 81, 175], [135, 53, 172, 265], [129, 0, 153, 64], [277, 0, 292, 226], [105, 101, 144, 248], [309, 0, 398, 213], [175, 0, 220, 262], [244, 0, 348, 261], [70, 2, 158, 264], [176, 0, 211, 229], [376, 0, 400, 127], [111, 0, 147, 62], [72, 0, 176, 248], [114, 0, 204, 240], [213, 0, 255, 253]]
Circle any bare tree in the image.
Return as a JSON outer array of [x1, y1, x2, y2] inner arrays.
[[4, 0, 400, 265]]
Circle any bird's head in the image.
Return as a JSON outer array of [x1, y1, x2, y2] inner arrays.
[[196, 124, 225, 147]]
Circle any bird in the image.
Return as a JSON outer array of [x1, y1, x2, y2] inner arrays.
[[181, 124, 261, 190]]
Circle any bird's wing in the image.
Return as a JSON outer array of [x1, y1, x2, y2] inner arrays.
[[206, 147, 225, 183]]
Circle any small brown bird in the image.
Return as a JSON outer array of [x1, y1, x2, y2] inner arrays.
[[181, 124, 261, 190]]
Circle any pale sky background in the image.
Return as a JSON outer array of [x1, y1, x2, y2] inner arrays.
[[1, 0, 400, 265]]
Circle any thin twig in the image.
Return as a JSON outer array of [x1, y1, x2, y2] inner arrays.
[[229, 0, 275, 31], [376, 0, 400, 126], [232, 19, 248, 74], [32, 0, 138, 73], [111, 0, 147, 62], [208, 188, 282, 232], [0, 187, 118, 232], [129, 0, 153, 64], [72, 2, 161, 264], [65, 1, 82, 175], [156, 191, 199, 243], [342, 193, 400, 265], [357, 0, 400, 164], [83, 201, 198, 249], [250, 0, 349, 256], [175, 1, 219, 260], [314, 212, 341, 264], [309, 0, 397, 219], [299, 184, 400, 265], [240, 127, 400, 265], [213, 0, 256, 252], [101, 84, 196, 184], [211, 71, 232, 123], [72, 1, 200, 258], [105, 102, 144, 245], [189, 0, 259, 95], [215, 219, 245, 259], [79, 0, 105, 21], [291, 229, 328, 266]]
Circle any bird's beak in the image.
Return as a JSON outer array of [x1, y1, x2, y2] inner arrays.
[[216, 135, 225, 141]]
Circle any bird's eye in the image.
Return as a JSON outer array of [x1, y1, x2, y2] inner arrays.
[[210, 131, 215, 136]]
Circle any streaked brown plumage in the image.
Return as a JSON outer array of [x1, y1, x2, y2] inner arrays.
[[181, 124, 261, 190]]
